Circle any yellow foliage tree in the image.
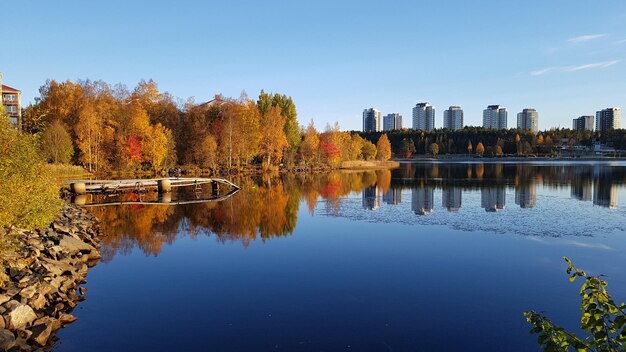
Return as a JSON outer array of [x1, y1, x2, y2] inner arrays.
[[476, 142, 485, 156], [259, 106, 288, 168], [376, 134, 392, 160]]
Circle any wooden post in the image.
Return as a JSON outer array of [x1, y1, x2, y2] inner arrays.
[[70, 182, 86, 195], [158, 179, 172, 193], [71, 195, 87, 205], [160, 192, 172, 203], [211, 181, 219, 196]]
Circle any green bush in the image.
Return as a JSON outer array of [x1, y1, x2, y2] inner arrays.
[[0, 117, 63, 229]]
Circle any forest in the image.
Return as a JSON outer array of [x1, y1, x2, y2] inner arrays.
[[21, 79, 390, 174]]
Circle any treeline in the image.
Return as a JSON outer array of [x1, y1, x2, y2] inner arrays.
[[23, 79, 392, 173], [360, 126, 626, 157]]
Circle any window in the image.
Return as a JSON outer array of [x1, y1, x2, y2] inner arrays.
[[6, 106, 17, 113], [3, 94, 16, 102], [9, 117, 18, 124]]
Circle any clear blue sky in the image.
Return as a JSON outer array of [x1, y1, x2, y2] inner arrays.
[[4, 0, 626, 131]]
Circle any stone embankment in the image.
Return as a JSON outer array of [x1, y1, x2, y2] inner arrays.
[[0, 205, 101, 351]]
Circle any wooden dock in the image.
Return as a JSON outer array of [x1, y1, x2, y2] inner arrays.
[[64, 177, 239, 195]]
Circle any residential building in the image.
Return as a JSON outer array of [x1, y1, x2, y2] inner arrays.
[[517, 108, 538, 132], [383, 113, 402, 131], [483, 105, 507, 129], [443, 106, 464, 131], [595, 108, 621, 132], [442, 187, 462, 211], [0, 73, 22, 127], [363, 108, 381, 132], [412, 102, 435, 131], [412, 187, 434, 215], [572, 115, 594, 131]]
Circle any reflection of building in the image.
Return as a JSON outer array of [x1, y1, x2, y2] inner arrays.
[[481, 187, 506, 212], [363, 108, 381, 132], [483, 105, 507, 129], [443, 106, 464, 131], [571, 182, 592, 201], [412, 102, 435, 131], [383, 188, 402, 205], [517, 108, 538, 132], [442, 187, 462, 211], [515, 184, 536, 208], [1, 73, 22, 127], [593, 183, 618, 209], [412, 187, 434, 215], [573, 115, 594, 131], [362, 186, 380, 210], [595, 108, 621, 132], [383, 113, 402, 131]]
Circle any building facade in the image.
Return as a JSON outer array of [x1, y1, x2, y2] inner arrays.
[[412, 187, 434, 215], [572, 115, 594, 131], [363, 108, 381, 132], [383, 113, 402, 131], [442, 187, 462, 211], [0, 73, 22, 127], [483, 105, 507, 129], [517, 108, 538, 132], [443, 106, 464, 131], [412, 103, 435, 131], [595, 108, 621, 132]]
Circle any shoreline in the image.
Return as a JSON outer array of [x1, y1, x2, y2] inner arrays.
[[394, 156, 626, 163], [0, 205, 102, 351]]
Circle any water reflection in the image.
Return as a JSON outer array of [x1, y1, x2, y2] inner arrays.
[[81, 162, 626, 259]]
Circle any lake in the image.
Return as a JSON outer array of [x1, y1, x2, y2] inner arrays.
[[54, 162, 626, 351]]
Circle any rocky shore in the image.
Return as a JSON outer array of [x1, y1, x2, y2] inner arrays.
[[0, 205, 101, 351]]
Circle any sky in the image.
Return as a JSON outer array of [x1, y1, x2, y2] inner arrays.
[[3, 0, 626, 131]]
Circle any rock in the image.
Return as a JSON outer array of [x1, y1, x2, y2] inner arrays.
[[58, 313, 77, 325], [51, 223, 71, 234], [78, 287, 87, 296], [29, 318, 60, 346], [40, 258, 74, 277], [58, 235, 96, 256], [0, 295, 11, 306], [29, 294, 48, 311], [0, 329, 15, 350], [6, 304, 37, 330]]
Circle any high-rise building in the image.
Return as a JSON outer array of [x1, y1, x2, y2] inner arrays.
[[442, 187, 462, 211], [595, 108, 621, 132], [483, 105, 507, 129], [0, 73, 22, 128], [573, 115, 594, 131], [481, 187, 506, 212], [515, 184, 537, 208], [412, 187, 434, 215], [383, 113, 402, 131], [517, 108, 538, 132], [363, 108, 381, 132], [412, 103, 435, 131], [443, 106, 464, 131]]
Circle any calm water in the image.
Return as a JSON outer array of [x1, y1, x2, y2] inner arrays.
[[55, 162, 626, 351]]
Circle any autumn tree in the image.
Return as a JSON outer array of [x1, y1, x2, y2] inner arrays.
[[361, 140, 377, 160], [376, 134, 392, 160], [299, 121, 320, 166], [467, 140, 473, 154], [41, 120, 73, 164], [400, 138, 416, 158], [258, 106, 288, 168], [430, 142, 439, 157], [476, 142, 485, 156]]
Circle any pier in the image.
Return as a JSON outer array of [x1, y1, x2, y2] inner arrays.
[[65, 177, 240, 195]]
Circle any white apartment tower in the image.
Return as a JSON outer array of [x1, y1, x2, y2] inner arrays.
[[412, 103, 435, 131], [443, 106, 464, 131], [483, 105, 507, 129], [517, 108, 538, 132], [383, 113, 402, 131], [595, 108, 621, 132], [363, 108, 381, 132], [573, 116, 594, 131]]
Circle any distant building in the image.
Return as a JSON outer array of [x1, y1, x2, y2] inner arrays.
[[481, 187, 506, 212], [571, 182, 592, 201], [515, 184, 536, 208], [442, 187, 462, 211], [362, 186, 380, 210], [412, 187, 434, 215], [383, 113, 402, 131], [483, 105, 507, 129], [363, 108, 381, 132], [383, 188, 402, 205], [0, 73, 22, 127], [572, 115, 594, 131], [593, 165, 618, 208], [443, 106, 464, 131], [517, 108, 538, 132], [412, 103, 435, 131], [595, 108, 621, 132]]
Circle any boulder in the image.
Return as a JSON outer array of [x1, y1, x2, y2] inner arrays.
[[6, 304, 37, 330], [58, 235, 96, 256], [30, 318, 61, 346], [0, 329, 15, 350]]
